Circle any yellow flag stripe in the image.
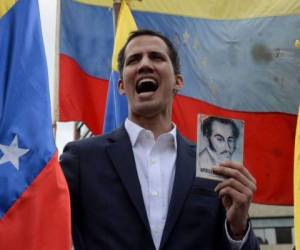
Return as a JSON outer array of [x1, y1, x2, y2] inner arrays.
[[75, 0, 300, 20], [0, 0, 17, 18], [295, 105, 300, 250], [111, 0, 137, 71]]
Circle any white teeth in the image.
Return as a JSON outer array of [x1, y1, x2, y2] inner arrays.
[[138, 78, 156, 84]]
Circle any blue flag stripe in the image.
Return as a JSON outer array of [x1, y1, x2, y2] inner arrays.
[[0, 0, 55, 217], [104, 71, 128, 133]]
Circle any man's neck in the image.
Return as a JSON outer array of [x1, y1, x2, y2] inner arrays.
[[128, 115, 173, 139]]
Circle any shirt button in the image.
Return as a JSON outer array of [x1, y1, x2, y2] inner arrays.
[[150, 159, 156, 165], [153, 226, 160, 233], [150, 190, 159, 196]]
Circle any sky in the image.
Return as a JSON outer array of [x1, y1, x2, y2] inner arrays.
[[39, 0, 74, 153]]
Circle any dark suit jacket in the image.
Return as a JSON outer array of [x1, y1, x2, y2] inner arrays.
[[60, 126, 259, 250]]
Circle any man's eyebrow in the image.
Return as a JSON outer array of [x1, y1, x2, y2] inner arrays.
[[126, 53, 141, 60], [149, 51, 167, 57], [214, 134, 225, 138]]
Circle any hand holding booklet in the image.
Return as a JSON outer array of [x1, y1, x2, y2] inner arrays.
[[196, 114, 244, 181]]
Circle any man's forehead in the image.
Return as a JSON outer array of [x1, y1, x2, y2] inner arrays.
[[124, 35, 169, 57], [211, 121, 234, 135]]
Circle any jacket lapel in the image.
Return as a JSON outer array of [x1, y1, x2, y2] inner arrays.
[[160, 133, 196, 249], [106, 126, 151, 232]]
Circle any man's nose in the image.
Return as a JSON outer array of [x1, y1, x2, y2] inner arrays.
[[224, 141, 231, 151], [137, 56, 154, 74]]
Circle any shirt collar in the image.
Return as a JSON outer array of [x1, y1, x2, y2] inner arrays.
[[125, 118, 177, 149]]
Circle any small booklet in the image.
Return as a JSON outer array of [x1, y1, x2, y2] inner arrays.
[[196, 114, 244, 181]]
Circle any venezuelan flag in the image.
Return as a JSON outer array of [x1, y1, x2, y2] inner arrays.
[[104, 0, 137, 133], [0, 0, 71, 249], [59, 0, 300, 205]]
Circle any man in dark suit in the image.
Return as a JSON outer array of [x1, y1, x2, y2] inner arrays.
[[60, 29, 259, 250]]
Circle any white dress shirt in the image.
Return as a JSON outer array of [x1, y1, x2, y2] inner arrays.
[[125, 119, 248, 250], [125, 119, 177, 249]]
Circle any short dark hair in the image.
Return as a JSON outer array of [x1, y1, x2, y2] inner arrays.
[[202, 116, 239, 139], [117, 29, 181, 77]]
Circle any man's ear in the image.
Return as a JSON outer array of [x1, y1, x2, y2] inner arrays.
[[174, 75, 184, 93], [118, 79, 126, 96]]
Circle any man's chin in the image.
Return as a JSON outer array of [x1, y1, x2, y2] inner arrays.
[[131, 103, 162, 118]]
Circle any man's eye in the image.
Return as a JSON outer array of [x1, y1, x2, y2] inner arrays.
[[215, 135, 224, 142], [150, 53, 165, 61], [153, 55, 165, 61], [153, 55, 162, 60], [228, 138, 234, 143], [126, 58, 137, 65], [126, 56, 140, 65]]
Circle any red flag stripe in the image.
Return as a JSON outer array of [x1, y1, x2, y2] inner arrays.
[[0, 152, 71, 250], [173, 95, 296, 205], [59, 54, 109, 134]]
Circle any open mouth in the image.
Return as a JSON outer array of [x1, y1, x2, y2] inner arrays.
[[136, 79, 158, 94]]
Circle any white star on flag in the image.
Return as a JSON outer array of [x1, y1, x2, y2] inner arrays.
[[0, 135, 30, 170]]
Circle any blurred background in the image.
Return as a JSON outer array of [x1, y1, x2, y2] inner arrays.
[[39, 0, 73, 154]]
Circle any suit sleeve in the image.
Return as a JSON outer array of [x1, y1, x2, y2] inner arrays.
[[60, 142, 85, 249], [225, 220, 260, 250], [241, 224, 260, 250], [215, 184, 259, 249]]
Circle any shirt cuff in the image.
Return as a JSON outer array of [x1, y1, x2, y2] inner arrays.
[[225, 220, 250, 250]]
